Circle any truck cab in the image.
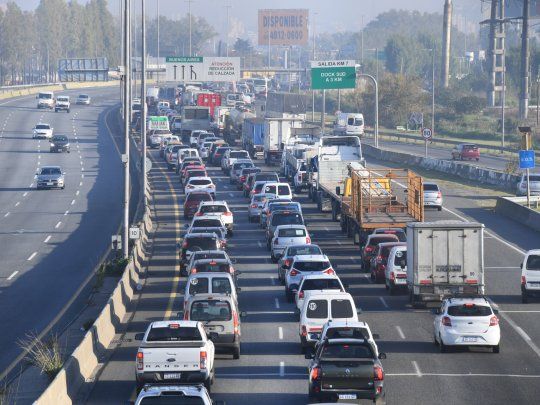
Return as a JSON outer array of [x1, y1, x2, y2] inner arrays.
[[37, 91, 55, 109]]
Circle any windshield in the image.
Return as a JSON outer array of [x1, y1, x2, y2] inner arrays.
[[278, 228, 306, 237], [271, 204, 299, 213], [185, 237, 217, 250], [186, 193, 212, 203], [195, 262, 230, 273], [191, 252, 226, 262], [38, 93, 52, 99], [78, 95, 88, 99], [321, 343, 373, 359], [146, 326, 202, 342], [424, 184, 439, 191], [272, 213, 303, 226], [40, 168, 61, 175], [288, 246, 322, 256], [190, 300, 231, 321], [57, 97, 68, 102], [393, 250, 407, 266], [294, 261, 330, 272], [52, 136, 67, 142], [200, 205, 227, 213], [189, 179, 211, 186], [302, 278, 342, 291], [193, 219, 221, 227], [325, 327, 370, 340], [369, 236, 399, 246], [447, 304, 492, 317], [306, 299, 328, 319], [230, 151, 249, 159], [255, 173, 279, 182], [233, 162, 253, 170]]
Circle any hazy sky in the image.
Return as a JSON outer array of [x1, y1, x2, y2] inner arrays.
[[7, 0, 484, 37]]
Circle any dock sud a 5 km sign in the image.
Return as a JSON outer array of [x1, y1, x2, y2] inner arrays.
[[310, 60, 357, 90]]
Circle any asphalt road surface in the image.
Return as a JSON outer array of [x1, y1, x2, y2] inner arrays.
[[0, 87, 123, 379], [85, 149, 540, 404]]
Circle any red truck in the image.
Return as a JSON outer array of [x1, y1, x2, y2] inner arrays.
[[197, 93, 222, 117]]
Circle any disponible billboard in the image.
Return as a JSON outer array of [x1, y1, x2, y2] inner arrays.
[[258, 9, 309, 46]]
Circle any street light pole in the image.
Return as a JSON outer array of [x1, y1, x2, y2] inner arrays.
[[123, 0, 131, 258], [225, 3, 231, 57], [141, 0, 147, 208], [358, 73, 378, 148], [187, 0, 194, 55], [430, 48, 435, 157], [156, 0, 160, 83]]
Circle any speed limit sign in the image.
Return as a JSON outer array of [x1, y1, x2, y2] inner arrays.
[[422, 128, 433, 140]]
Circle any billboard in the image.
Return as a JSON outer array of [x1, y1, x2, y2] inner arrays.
[[258, 9, 309, 46], [58, 58, 108, 82]]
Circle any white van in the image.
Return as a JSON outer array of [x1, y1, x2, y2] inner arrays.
[[184, 272, 238, 308], [295, 274, 345, 311], [262, 182, 292, 200], [384, 245, 408, 295], [298, 291, 359, 351], [37, 91, 55, 109], [177, 148, 200, 167], [521, 250, 540, 303], [333, 112, 364, 136]]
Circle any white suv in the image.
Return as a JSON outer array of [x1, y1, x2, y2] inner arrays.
[[521, 250, 540, 303], [195, 201, 234, 235], [55, 96, 70, 113], [433, 296, 500, 353], [285, 255, 334, 302], [271, 225, 310, 263]]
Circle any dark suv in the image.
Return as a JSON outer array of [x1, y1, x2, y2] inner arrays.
[[180, 233, 222, 272], [49, 135, 70, 153]]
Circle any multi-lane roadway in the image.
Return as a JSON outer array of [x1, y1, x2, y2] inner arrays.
[[84, 146, 540, 404], [0, 87, 123, 381]]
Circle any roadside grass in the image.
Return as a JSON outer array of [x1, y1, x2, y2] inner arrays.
[[17, 333, 64, 380]]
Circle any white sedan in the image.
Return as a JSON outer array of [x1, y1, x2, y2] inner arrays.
[[185, 177, 216, 199], [33, 123, 53, 139], [433, 297, 500, 353]]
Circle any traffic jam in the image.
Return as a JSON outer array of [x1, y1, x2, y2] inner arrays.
[[129, 83, 536, 404]]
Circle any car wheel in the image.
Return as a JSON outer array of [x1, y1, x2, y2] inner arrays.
[[271, 254, 277, 263], [433, 334, 439, 346], [389, 285, 395, 295], [439, 336, 449, 353], [232, 345, 241, 359], [522, 293, 529, 304], [493, 344, 500, 353], [438, 206, 442, 211]]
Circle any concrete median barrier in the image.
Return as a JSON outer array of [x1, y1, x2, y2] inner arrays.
[[363, 143, 520, 192], [495, 196, 540, 232]]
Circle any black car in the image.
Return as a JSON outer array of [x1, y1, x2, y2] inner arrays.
[[49, 135, 70, 153]]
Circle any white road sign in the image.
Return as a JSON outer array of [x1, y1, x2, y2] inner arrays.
[[422, 128, 433, 140], [148, 116, 169, 131], [129, 227, 141, 240], [310, 60, 356, 68], [165, 56, 240, 82]]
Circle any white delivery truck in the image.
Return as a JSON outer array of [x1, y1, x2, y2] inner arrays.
[[407, 221, 485, 308], [263, 116, 304, 165], [333, 112, 364, 136], [37, 91, 55, 109]]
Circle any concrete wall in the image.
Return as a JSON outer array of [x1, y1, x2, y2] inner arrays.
[[363, 143, 520, 192], [495, 196, 540, 232]]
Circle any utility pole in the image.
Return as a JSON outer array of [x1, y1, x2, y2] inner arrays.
[[358, 74, 379, 148], [431, 48, 435, 138], [225, 3, 231, 57], [375, 48, 379, 81], [311, 12, 317, 122], [123, 0, 131, 258], [500, 0, 506, 150], [156, 0, 160, 83], [519, 0, 530, 120], [141, 0, 147, 208], [361, 15, 364, 66], [441, 0, 452, 88], [187, 0, 194, 55]]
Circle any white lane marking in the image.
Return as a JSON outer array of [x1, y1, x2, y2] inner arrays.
[[38, 155, 41, 159], [29, 183, 33, 188], [229, 192, 234, 197], [278, 327, 283, 340], [71, 199, 75, 205], [44, 235, 51, 243], [386, 373, 540, 378], [4, 212, 9, 218], [14, 202, 20, 207], [79, 182, 83, 187], [514, 326, 532, 342], [396, 325, 406, 339], [324, 226, 329, 231], [349, 256, 355, 262], [412, 361, 422, 377], [274, 298, 280, 309], [244, 310, 296, 315], [76, 190, 80, 196], [379, 297, 389, 309], [55, 221, 62, 229], [257, 241, 262, 248], [279, 362, 285, 377], [80, 161, 83, 165], [22, 192, 28, 197], [7, 271, 18, 281], [336, 239, 342, 245], [64, 210, 69, 216], [81, 174, 84, 178], [27, 252, 37, 261]]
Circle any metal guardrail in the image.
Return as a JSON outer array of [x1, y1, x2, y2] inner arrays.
[[0, 82, 60, 94]]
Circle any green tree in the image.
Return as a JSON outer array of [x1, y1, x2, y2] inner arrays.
[[232, 38, 253, 56]]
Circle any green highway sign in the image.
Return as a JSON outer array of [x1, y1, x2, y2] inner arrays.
[[148, 116, 169, 131], [166, 56, 203, 63], [310, 60, 356, 90]]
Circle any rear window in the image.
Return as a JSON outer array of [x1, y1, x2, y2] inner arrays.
[[302, 279, 342, 291], [187, 171, 206, 178], [200, 205, 227, 213], [279, 228, 306, 237], [306, 299, 328, 319], [242, 168, 260, 175], [325, 327, 370, 340], [369, 236, 398, 246], [191, 252, 225, 262], [294, 261, 330, 272], [278, 185, 290, 195], [36, 124, 50, 129], [463, 145, 478, 151], [185, 237, 217, 250], [193, 219, 221, 227], [195, 262, 230, 273], [321, 343, 373, 359], [256, 173, 279, 182], [189, 179, 211, 186], [529, 175, 540, 182], [272, 213, 303, 226], [424, 184, 439, 191], [271, 204, 299, 213], [526, 255, 540, 270], [139, 396, 206, 404], [233, 162, 253, 170], [146, 326, 202, 342], [188, 277, 209, 295], [216, 147, 230, 154], [393, 250, 407, 266], [447, 304, 493, 317], [186, 193, 212, 202], [230, 151, 249, 159], [190, 300, 231, 321], [288, 246, 322, 256], [331, 299, 354, 318]]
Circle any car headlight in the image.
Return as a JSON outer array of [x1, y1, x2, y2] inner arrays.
[[50, 143, 55, 147]]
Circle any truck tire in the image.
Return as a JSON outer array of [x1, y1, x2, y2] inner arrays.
[[232, 344, 241, 359], [294, 186, 302, 194], [331, 202, 338, 222], [340, 215, 347, 233], [316, 191, 323, 211]]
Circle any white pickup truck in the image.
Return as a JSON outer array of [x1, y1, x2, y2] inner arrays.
[[135, 320, 215, 393]]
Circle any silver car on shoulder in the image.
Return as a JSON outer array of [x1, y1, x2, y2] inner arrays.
[[423, 182, 442, 211]]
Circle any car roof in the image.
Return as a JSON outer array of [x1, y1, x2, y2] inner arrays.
[[377, 242, 406, 248], [200, 201, 227, 206], [286, 244, 320, 251], [150, 320, 198, 328], [445, 296, 491, 305], [368, 234, 399, 240], [324, 320, 370, 329], [185, 233, 218, 238], [275, 224, 307, 230], [293, 254, 328, 261], [301, 274, 339, 280], [194, 258, 230, 264], [188, 176, 212, 181]]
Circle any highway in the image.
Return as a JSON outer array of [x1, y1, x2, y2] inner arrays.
[[0, 87, 124, 379], [85, 149, 540, 404]]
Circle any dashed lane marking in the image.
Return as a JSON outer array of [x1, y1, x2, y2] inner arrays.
[[7, 271, 18, 281], [27, 252, 37, 261], [44, 235, 51, 243]]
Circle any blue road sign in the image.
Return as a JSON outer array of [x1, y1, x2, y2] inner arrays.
[[519, 150, 535, 169]]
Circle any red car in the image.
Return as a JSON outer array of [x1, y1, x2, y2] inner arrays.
[[451, 144, 480, 161], [361, 234, 399, 271], [183, 191, 213, 219], [369, 242, 406, 283]]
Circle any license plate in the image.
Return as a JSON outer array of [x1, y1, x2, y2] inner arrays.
[[164, 373, 182, 379], [47, 182, 53, 186], [463, 337, 477, 343], [395, 278, 406, 284], [339, 394, 357, 400]]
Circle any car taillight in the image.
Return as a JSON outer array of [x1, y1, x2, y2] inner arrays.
[[224, 211, 233, 216], [136, 351, 144, 370], [200, 351, 207, 369], [374, 365, 384, 381], [489, 316, 499, 326], [390, 271, 395, 281], [290, 269, 299, 277], [190, 268, 197, 274], [195, 212, 204, 216], [310, 366, 321, 381], [437, 191, 442, 198], [376, 255, 383, 264], [299, 291, 304, 299], [364, 246, 374, 254], [323, 268, 335, 275], [522, 276, 526, 286], [442, 316, 452, 327], [301, 325, 307, 336], [240, 176, 246, 182], [182, 241, 188, 248], [274, 238, 279, 245], [306, 236, 311, 244], [250, 204, 257, 208], [184, 311, 189, 320], [284, 259, 291, 267], [233, 311, 239, 334]]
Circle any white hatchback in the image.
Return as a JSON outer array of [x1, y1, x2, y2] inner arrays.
[[262, 182, 293, 200], [295, 274, 345, 311], [185, 177, 216, 198], [384, 245, 408, 295], [285, 255, 334, 302], [195, 201, 234, 235], [271, 225, 310, 262], [433, 297, 500, 353], [521, 250, 540, 303]]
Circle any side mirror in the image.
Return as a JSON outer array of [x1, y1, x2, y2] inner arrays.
[[134, 332, 145, 341], [378, 352, 387, 360], [357, 308, 362, 314], [236, 287, 242, 293], [372, 333, 380, 340], [403, 189, 408, 193], [240, 311, 247, 318], [305, 352, 315, 360]]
